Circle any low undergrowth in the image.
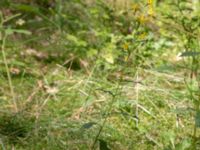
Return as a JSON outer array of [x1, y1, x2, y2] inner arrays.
[[0, 0, 200, 149]]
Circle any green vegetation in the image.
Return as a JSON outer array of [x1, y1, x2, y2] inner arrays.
[[0, 0, 200, 149]]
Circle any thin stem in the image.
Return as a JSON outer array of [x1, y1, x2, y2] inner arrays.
[[91, 83, 121, 150], [1, 34, 18, 112], [192, 105, 198, 149], [135, 69, 139, 127]]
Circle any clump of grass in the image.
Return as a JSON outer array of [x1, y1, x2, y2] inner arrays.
[[0, 112, 35, 144]]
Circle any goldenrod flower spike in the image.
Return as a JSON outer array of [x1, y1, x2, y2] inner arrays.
[[148, 0, 153, 5], [147, 0, 154, 16], [123, 43, 129, 50], [138, 15, 147, 24]]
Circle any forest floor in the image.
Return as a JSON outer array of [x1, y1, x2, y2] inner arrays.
[[0, 44, 197, 150]]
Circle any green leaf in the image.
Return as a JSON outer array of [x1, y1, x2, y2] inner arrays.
[[66, 34, 87, 47], [101, 43, 117, 64], [11, 60, 26, 67], [195, 110, 200, 128], [87, 48, 98, 58], [66, 34, 78, 43], [103, 53, 114, 64], [99, 139, 111, 150], [3, 13, 21, 23], [5, 28, 14, 35], [12, 29, 31, 35], [81, 122, 96, 129], [5, 28, 31, 35], [175, 139, 191, 150], [11, 4, 40, 14], [180, 51, 200, 57]]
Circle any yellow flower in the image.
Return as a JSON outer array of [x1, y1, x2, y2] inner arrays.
[[147, 0, 155, 16], [123, 42, 129, 50], [138, 15, 148, 24], [132, 3, 139, 11], [148, 7, 154, 16], [138, 32, 147, 40], [124, 56, 129, 62], [148, 0, 153, 5]]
